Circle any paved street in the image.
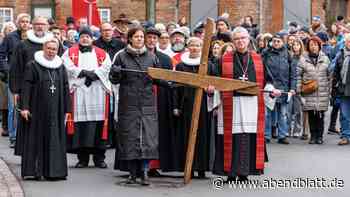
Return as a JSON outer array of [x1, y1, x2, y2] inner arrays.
[[0, 113, 350, 197]]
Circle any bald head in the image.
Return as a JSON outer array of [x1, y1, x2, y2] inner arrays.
[[101, 22, 113, 42]]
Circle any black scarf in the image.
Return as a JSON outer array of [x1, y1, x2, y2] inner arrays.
[[79, 44, 92, 53], [309, 53, 319, 65]]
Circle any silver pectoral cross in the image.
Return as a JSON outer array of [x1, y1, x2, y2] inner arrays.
[[50, 84, 56, 94], [239, 74, 248, 81]]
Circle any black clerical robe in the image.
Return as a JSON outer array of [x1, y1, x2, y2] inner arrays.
[[20, 60, 70, 179], [212, 51, 266, 177], [174, 62, 212, 172]]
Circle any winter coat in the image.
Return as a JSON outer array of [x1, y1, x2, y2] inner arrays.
[[0, 30, 22, 73], [297, 52, 330, 111], [110, 46, 159, 160], [262, 46, 297, 102]]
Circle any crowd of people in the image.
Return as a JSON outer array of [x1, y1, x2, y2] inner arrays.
[[0, 11, 348, 186]]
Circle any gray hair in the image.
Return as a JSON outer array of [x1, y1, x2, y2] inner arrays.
[[32, 16, 48, 24], [43, 37, 59, 47], [1, 21, 16, 33], [187, 36, 203, 46], [232, 26, 249, 37], [16, 13, 30, 25]]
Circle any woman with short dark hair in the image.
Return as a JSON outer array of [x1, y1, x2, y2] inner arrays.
[[297, 36, 330, 144], [110, 27, 159, 186]]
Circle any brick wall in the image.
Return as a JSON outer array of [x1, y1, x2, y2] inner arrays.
[[218, 0, 260, 27], [312, 0, 326, 21], [0, 0, 343, 33]]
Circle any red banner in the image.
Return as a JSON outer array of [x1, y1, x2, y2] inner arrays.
[[72, 0, 101, 27]]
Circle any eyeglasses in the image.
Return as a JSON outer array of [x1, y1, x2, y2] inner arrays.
[[233, 36, 248, 41], [33, 23, 47, 26], [272, 39, 283, 43]]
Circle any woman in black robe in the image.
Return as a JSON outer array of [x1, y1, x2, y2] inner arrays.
[[20, 39, 70, 180], [174, 37, 212, 178]]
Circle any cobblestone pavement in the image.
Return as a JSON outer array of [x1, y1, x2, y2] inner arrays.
[[0, 157, 24, 197]]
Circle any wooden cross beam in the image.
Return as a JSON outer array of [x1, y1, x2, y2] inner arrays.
[[148, 18, 259, 184]]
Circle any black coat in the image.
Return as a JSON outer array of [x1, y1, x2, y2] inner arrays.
[[93, 37, 126, 61], [174, 62, 211, 171], [9, 39, 43, 94], [153, 50, 181, 171], [262, 46, 296, 102], [110, 47, 159, 161]]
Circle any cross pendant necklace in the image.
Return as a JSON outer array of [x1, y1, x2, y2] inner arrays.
[[235, 53, 250, 81], [47, 70, 56, 94], [239, 74, 248, 81]]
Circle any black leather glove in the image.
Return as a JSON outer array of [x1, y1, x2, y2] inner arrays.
[[85, 77, 92, 87], [84, 71, 99, 81], [78, 70, 88, 78]]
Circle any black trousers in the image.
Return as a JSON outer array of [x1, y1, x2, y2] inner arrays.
[[128, 160, 147, 178], [307, 110, 325, 139], [2, 109, 8, 130], [328, 105, 340, 130], [77, 148, 106, 164]]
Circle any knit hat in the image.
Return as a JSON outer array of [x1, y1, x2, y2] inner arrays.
[[170, 27, 189, 39], [79, 27, 93, 38], [272, 32, 284, 41], [193, 21, 205, 34], [66, 16, 75, 25], [312, 16, 321, 21], [216, 16, 230, 29], [146, 27, 161, 37]]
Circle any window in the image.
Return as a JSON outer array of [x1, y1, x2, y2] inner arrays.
[[33, 7, 53, 19], [0, 7, 13, 30], [98, 8, 111, 23]]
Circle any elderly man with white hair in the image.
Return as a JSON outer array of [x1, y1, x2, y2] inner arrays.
[[20, 37, 70, 180], [208, 27, 266, 183]]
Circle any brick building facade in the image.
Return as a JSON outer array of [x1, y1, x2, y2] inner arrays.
[[0, 0, 348, 33]]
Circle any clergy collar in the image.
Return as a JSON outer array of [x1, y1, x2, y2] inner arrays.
[[34, 51, 62, 69], [180, 51, 201, 66], [27, 30, 54, 44]]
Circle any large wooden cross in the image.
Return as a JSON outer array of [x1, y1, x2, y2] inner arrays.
[[148, 18, 259, 184]]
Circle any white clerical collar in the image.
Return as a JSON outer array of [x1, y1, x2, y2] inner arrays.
[[27, 30, 54, 44], [180, 51, 201, 66], [34, 51, 62, 69]]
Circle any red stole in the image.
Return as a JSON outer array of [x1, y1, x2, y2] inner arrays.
[[66, 45, 110, 140], [149, 85, 160, 169], [221, 51, 265, 172], [171, 52, 182, 70]]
